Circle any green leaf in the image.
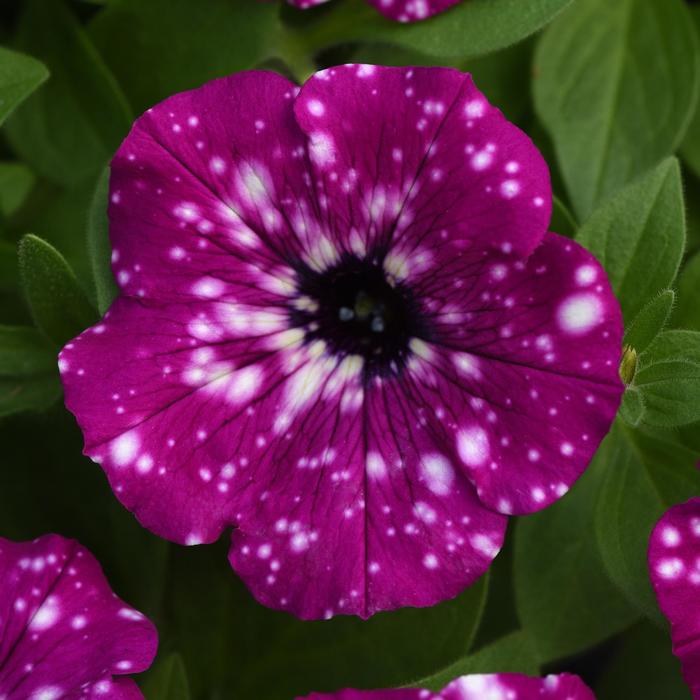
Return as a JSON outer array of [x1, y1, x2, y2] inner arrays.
[[576, 159, 685, 324], [142, 653, 191, 700], [551, 196, 577, 238], [596, 621, 691, 700], [291, 0, 574, 62], [0, 241, 19, 294], [89, 0, 280, 114], [87, 169, 117, 314], [619, 388, 645, 428], [0, 325, 60, 416], [513, 445, 638, 663], [471, 530, 519, 650], [5, 0, 133, 188], [0, 375, 61, 417], [596, 422, 700, 623], [412, 631, 540, 691], [10, 180, 96, 297], [18, 234, 97, 346], [0, 45, 48, 125], [634, 330, 700, 427], [0, 162, 35, 219], [0, 325, 57, 376], [625, 290, 675, 354], [686, 171, 700, 257], [682, 8, 700, 179], [535, 0, 700, 219], [163, 541, 489, 699], [674, 251, 700, 331]]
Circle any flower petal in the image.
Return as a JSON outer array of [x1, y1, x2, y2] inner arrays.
[[0, 535, 157, 699], [86, 677, 144, 699], [294, 64, 551, 259], [108, 71, 320, 304], [393, 233, 623, 515], [299, 673, 595, 699], [649, 498, 700, 698], [229, 374, 506, 618], [61, 296, 504, 619], [366, 0, 461, 22], [288, 0, 332, 6]]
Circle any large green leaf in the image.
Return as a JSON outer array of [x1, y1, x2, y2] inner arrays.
[[18, 234, 96, 347], [624, 290, 675, 356], [162, 540, 488, 699], [550, 196, 577, 239], [0, 45, 48, 125], [90, 0, 280, 113], [412, 631, 539, 691], [634, 331, 700, 427], [576, 159, 685, 324], [0, 241, 18, 295], [291, 0, 573, 62], [10, 180, 96, 297], [0, 162, 35, 219], [596, 621, 691, 700], [5, 0, 132, 188], [681, 7, 700, 179], [87, 169, 117, 314], [596, 423, 700, 623], [513, 443, 638, 663], [675, 251, 700, 332], [0, 325, 60, 416], [142, 653, 191, 700], [535, 0, 700, 219]]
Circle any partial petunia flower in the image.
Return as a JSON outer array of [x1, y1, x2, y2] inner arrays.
[[0, 534, 157, 700], [287, 0, 461, 23], [297, 673, 596, 699], [649, 498, 700, 698], [60, 64, 623, 620]]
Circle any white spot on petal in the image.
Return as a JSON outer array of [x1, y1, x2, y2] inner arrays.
[[457, 427, 490, 467], [557, 294, 604, 335]]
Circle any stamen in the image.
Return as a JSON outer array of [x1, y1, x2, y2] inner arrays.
[[290, 253, 430, 376]]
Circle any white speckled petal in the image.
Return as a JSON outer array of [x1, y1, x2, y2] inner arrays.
[[298, 672, 596, 699], [649, 498, 700, 698], [0, 535, 157, 699]]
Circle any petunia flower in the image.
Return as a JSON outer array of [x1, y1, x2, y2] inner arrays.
[[649, 498, 700, 698], [59, 65, 623, 620], [297, 673, 596, 699], [0, 534, 157, 699], [287, 0, 461, 23]]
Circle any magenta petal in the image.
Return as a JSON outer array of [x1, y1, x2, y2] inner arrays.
[[396, 232, 623, 515], [294, 65, 551, 259], [299, 673, 595, 699], [649, 499, 700, 698], [288, 0, 332, 6], [0, 534, 157, 699], [107, 71, 315, 304], [229, 376, 506, 618], [61, 295, 505, 619], [366, 0, 461, 21]]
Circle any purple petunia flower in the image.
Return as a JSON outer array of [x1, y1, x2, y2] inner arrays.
[[287, 0, 461, 23], [59, 65, 623, 620], [0, 534, 157, 699], [649, 498, 700, 698], [297, 673, 596, 699]]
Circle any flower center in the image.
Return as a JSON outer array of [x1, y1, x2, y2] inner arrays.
[[291, 254, 429, 377]]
